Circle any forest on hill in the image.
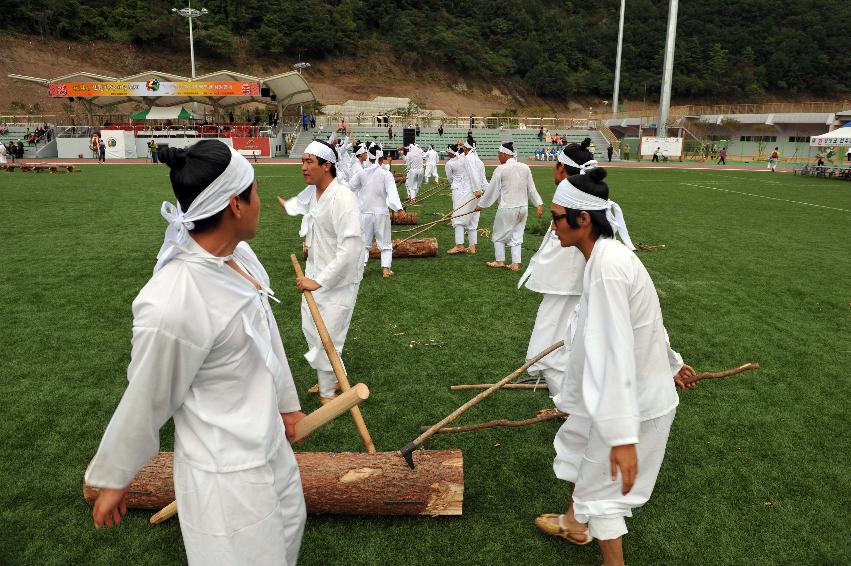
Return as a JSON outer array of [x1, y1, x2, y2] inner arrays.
[[3, 0, 849, 102]]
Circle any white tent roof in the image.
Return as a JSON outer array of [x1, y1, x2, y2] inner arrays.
[[809, 126, 851, 147]]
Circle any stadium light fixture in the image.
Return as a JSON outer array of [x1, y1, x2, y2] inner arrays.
[[172, 2, 209, 80]]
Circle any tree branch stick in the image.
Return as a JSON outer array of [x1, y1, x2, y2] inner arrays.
[[419, 409, 567, 434]]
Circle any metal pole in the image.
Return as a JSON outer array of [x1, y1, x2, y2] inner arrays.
[[658, 0, 678, 138], [188, 10, 196, 79], [612, 0, 625, 117]]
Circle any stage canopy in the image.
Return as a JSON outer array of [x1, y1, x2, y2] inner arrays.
[[130, 106, 195, 120], [8, 69, 316, 110], [809, 126, 851, 147]]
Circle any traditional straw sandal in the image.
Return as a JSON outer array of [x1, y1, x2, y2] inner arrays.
[[307, 382, 341, 395], [534, 514, 593, 545], [447, 245, 465, 255], [486, 261, 506, 268]]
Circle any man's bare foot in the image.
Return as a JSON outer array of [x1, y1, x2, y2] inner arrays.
[[486, 261, 505, 268], [447, 244, 465, 255], [383, 267, 394, 278], [466, 245, 477, 254], [507, 263, 521, 272]]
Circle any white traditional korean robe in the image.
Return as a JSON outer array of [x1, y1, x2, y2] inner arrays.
[[424, 148, 439, 182], [445, 153, 478, 246], [405, 145, 425, 200], [462, 148, 487, 239], [478, 157, 543, 264], [518, 230, 586, 394], [85, 237, 305, 566], [349, 162, 403, 268], [285, 179, 364, 398], [552, 237, 683, 541]]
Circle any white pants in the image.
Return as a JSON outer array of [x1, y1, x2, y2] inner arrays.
[[406, 169, 424, 199], [526, 293, 580, 395], [493, 242, 521, 264], [424, 162, 439, 182], [451, 189, 480, 246], [301, 283, 359, 396], [361, 213, 393, 268], [175, 440, 306, 566], [553, 409, 676, 540]]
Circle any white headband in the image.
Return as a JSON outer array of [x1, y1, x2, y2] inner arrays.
[[305, 140, 337, 164], [155, 145, 255, 273], [369, 146, 384, 161], [558, 151, 599, 174], [447, 146, 459, 156], [463, 141, 474, 149], [552, 179, 635, 250], [353, 144, 367, 156], [499, 144, 516, 157]]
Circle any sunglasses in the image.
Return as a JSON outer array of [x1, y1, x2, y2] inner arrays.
[[550, 211, 568, 224]]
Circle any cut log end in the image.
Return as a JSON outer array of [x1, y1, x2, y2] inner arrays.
[[391, 211, 418, 225]]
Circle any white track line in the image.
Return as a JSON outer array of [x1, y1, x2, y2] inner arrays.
[[680, 183, 850, 212]]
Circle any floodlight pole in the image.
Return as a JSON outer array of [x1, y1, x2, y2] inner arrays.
[[173, 1, 208, 118], [658, 0, 678, 137], [612, 0, 625, 117]]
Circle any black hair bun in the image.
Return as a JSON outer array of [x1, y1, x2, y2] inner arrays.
[[587, 167, 608, 182], [580, 137, 592, 149], [159, 147, 188, 169], [503, 141, 514, 150]]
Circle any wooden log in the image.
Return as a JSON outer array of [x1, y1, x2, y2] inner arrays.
[[372, 237, 437, 258], [303, 238, 438, 259], [390, 211, 418, 225], [84, 450, 464, 517]]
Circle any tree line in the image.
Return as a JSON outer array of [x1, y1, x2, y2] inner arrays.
[[3, 0, 849, 102]]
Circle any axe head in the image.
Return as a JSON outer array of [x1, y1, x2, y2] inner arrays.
[[400, 442, 417, 469]]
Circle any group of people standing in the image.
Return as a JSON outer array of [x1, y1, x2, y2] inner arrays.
[[84, 131, 697, 566]]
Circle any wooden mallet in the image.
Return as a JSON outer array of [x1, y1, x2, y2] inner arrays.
[[399, 340, 564, 468], [291, 254, 376, 454], [149, 383, 370, 525]]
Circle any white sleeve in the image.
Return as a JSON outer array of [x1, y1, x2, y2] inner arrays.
[[348, 170, 364, 192], [477, 168, 501, 209], [526, 166, 543, 207], [384, 172, 404, 212], [314, 196, 363, 289], [284, 185, 314, 216], [664, 327, 685, 375], [84, 327, 208, 489], [582, 273, 640, 447]]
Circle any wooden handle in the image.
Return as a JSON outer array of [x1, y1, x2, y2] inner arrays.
[[150, 501, 177, 525], [411, 341, 564, 449], [290, 254, 376, 453], [293, 383, 370, 442], [149, 384, 370, 525]]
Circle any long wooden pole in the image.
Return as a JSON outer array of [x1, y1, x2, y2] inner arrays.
[[448, 362, 761, 391], [150, 383, 371, 525], [420, 409, 567, 434], [400, 340, 564, 467], [291, 254, 376, 454]]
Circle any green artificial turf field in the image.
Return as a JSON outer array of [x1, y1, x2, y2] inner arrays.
[[0, 163, 848, 565]]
